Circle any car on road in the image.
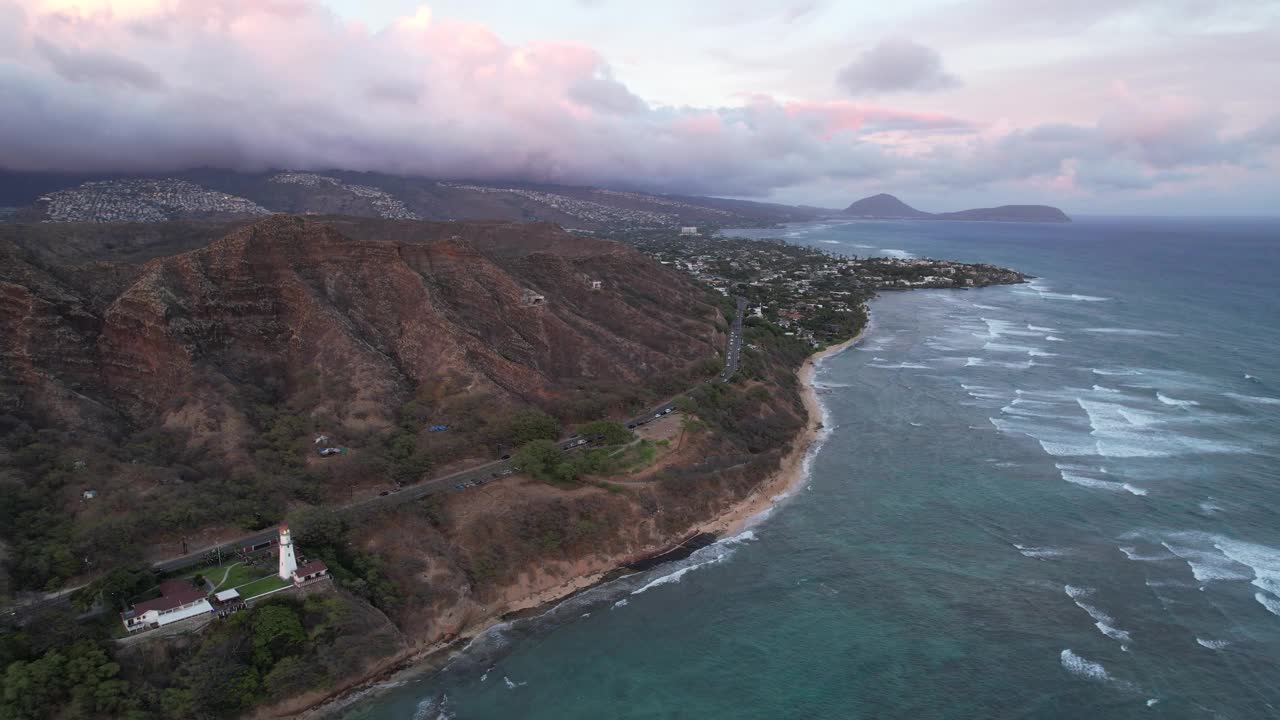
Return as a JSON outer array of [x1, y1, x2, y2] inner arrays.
[[500, 454, 511, 460]]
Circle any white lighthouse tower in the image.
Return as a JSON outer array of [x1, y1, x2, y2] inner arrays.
[[277, 524, 298, 581]]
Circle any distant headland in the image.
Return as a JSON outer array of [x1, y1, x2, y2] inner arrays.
[[844, 193, 1071, 223]]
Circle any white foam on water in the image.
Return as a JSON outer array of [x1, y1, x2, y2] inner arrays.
[[1014, 543, 1070, 559], [413, 695, 454, 720], [1212, 536, 1280, 598], [1092, 368, 1143, 377], [984, 341, 1039, 353], [1029, 349, 1058, 357], [1255, 592, 1280, 617], [503, 676, 526, 690], [966, 357, 1034, 370], [1118, 546, 1175, 562], [1196, 638, 1231, 649], [1076, 398, 1251, 458], [1199, 501, 1223, 514], [1017, 280, 1111, 302], [1092, 385, 1122, 393], [1225, 392, 1280, 406], [1028, 324, 1057, 332], [1046, 336, 1065, 342], [1147, 699, 1159, 707], [868, 362, 932, 369], [972, 303, 1001, 310], [1084, 327, 1177, 337], [1157, 392, 1199, 407], [1060, 649, 1114, 683], [612, 598, 628, 609], [1056, 464, 1148, 496], [879, 248, 914, 259], [1160, 538, 1253, 583], [979, 317, 1044, 339], [630, 530, 758, 596], [1064, 585, 1133, 644], [818, 240, 840, 244]]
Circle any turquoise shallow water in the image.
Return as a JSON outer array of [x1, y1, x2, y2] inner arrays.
[[345, 218, 1280, 719]]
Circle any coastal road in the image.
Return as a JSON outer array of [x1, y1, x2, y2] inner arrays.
[[4, 298, 751, 622], [717, 295, 747, 383]]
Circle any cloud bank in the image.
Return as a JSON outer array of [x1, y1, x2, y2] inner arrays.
[[0, 0, 1277, 207]]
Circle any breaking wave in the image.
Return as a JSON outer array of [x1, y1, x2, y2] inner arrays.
[[1064, 585, 1132, 645], [1060, 649, 1114, 683]]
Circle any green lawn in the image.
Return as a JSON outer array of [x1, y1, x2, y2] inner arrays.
[[184, 561, 272, 592], [212, 563, 270, 591], [234, 574, 291, 599]]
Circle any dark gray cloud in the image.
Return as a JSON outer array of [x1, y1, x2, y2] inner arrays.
[[837, 38, 959, 95], [35, 39, 165, 90]]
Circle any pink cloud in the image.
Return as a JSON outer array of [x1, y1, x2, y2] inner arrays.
[[0, 0, 1275, 205]]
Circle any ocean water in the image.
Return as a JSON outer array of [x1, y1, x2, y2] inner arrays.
[[344, 218, 1280, 719]]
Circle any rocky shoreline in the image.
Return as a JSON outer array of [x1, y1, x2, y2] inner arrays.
[[277, 328, 868, 720]]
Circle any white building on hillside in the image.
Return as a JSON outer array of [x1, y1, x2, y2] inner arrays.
[[680, 226, 699, 236], [120, 579, 212, 633]]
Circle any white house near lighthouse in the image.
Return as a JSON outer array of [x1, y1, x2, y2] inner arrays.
[[277, 524, 298, 580]]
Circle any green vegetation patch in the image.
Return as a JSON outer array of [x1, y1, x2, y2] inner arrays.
[[235, 574, 291, 599]]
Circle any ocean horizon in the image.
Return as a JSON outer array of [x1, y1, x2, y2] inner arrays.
[[343, 216, 1280, 719]]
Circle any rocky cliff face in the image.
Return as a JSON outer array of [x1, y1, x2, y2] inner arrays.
[[1, 215, 720, 448]]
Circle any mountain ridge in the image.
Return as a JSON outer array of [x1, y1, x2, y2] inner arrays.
[[844, 193, 1070, 222]]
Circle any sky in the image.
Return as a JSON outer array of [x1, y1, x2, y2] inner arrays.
[[1, 1, 1278, 214]]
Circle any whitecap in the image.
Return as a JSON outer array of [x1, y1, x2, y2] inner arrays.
[[1092, 368, 1143, 377], [1118, 546, 1175, 562], [868, 362, 931, 369], [1045, 336, 1065, 342], [502, 676, 526, 690], [1013, 543, 1069, 559], [1083, 328, 1176, 337], [1225, 392, 1280, 406], [1157, 392, 1199, 407], [1064, 585, 1133, 644], [1160, 538, 1253, 583], [612, 598, 629, 609], [1196, 638, 1230, 649], [1057, 464, 1148, 496], [879, 248, 914, 259], [1255, 592, 1280, 617], [1060, 649, 1113, 683], [818, 240, 840, 245]]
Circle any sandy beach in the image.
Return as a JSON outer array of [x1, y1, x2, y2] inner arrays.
[[290, 324, 869, 719]]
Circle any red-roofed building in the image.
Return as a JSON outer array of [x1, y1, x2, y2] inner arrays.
[[121, 579, 212, 633], [292, 560, 329, 586]]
